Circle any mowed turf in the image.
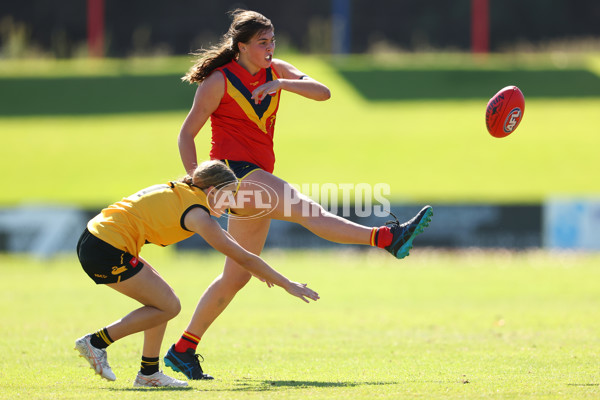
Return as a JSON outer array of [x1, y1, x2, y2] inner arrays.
[[1, 54, 600, 206], [0, 249, 599, 399], [0, 54, 598, 400]]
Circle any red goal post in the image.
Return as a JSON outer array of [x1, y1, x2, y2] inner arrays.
[[471, 0, 490, 53]]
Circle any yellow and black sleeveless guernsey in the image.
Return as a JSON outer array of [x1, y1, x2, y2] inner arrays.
[[87, 182, 210, 257]]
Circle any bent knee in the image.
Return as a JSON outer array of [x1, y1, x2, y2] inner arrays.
[[219, 271, 252, 293], [164, 295, 181, 319], [226, 274, 251, 293]]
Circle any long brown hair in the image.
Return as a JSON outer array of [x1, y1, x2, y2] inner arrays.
[[182, 9, 274, 84]]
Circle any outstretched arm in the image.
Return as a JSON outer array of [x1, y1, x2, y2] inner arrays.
[[184, 208, 320, 303], [178, 72, 225, 175]]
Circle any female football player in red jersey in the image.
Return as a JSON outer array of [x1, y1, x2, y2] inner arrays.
[[74, 160, 319, 387], [164, 9, 432, 380]]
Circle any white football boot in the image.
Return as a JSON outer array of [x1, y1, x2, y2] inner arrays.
[[133, 370, 189, 387], [74, 334, 116, 381]]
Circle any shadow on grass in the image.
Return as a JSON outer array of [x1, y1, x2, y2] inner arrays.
[[335, 68, 600, 101], [221, 379, 401, 392], [108, 386, 193, 392], [102, 379, 400, 393], [4, 67, 597, 117], [99, 378, 405, 393], [0, 74, 195, 116], [566, 383, 599, 387]]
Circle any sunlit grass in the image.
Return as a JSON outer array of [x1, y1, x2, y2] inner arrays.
[[1, 250, 599, 399], [1, 53, 599, 207]]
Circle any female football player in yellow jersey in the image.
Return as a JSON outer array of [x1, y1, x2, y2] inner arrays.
[[166, 9, 432, 380], [74, 160, 319, 387]]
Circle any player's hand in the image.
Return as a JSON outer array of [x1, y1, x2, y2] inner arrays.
[[285, 281, 320, 303], [251, 80, 281, 104]]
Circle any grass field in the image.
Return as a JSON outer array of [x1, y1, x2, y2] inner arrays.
[[1, 53, 600, 206], [1, 249, 599, 399], [1, 53, 599, 399]]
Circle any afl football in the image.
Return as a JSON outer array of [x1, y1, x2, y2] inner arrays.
[[485, 86, 525, 138]]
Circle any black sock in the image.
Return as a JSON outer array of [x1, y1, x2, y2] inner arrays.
[[89, 328, 113, 349], [140, 356, 160, 375]]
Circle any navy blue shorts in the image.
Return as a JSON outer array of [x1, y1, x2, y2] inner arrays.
[[221, 160, 263, 180], [76, 228, 144, 284], [220, 160, 266, 216]]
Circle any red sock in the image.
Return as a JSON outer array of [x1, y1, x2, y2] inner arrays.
[[174, 331, 201, 353], [371, 226, 393, 248]]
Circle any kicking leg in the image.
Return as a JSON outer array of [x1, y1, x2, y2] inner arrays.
[[233, 170, 433, 257]]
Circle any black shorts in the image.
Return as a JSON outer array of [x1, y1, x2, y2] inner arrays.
[[76, 228, 145, 284], [221, 159, 263, 180]]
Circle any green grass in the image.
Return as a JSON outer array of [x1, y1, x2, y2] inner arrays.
[[1, 249, 599, 399], [1, 54, 599, 400], [1, 54, 600, 206]]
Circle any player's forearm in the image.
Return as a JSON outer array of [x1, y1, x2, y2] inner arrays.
[[178, 133, 198, 175], [240, 254, 291, 290], [278, 78, 331, 101]]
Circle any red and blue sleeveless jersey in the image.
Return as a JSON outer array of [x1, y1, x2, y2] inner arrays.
[[209, 60, 281, 173]]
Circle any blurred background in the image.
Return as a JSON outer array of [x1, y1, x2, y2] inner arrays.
[[2, 0, 600, 57], [1, 0, 599, 258]]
